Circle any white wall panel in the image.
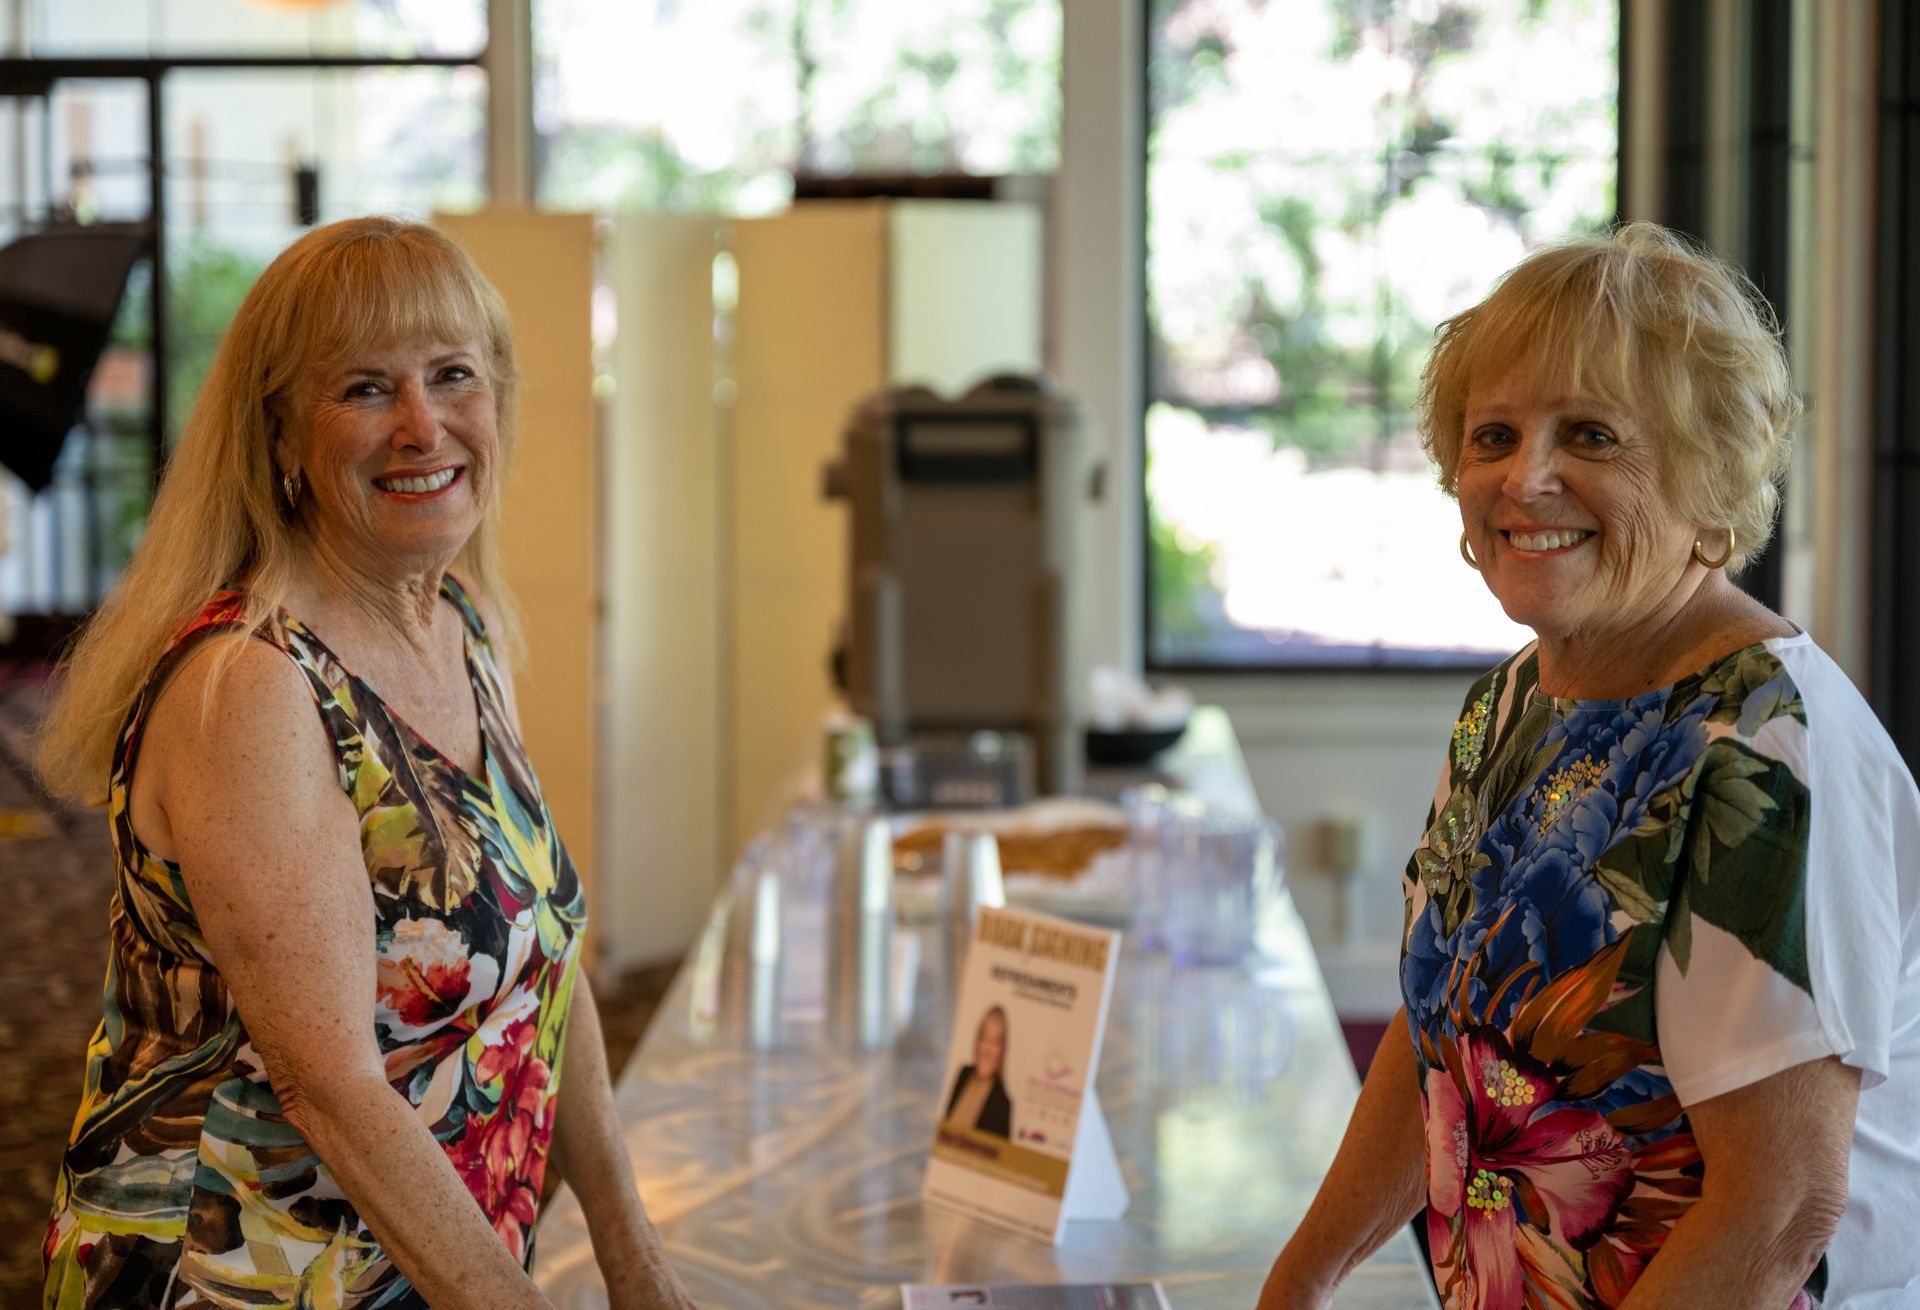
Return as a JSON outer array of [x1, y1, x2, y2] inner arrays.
[[602, 213, 725, 969]]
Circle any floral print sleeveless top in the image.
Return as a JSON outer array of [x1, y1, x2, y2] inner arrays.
[[1404, 642, 1829, 1310], [43, 577, 586, 1310]]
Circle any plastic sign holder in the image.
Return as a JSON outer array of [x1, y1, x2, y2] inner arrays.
[[922, 905, 1127, 1243]]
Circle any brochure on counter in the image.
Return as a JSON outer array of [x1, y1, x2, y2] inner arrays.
[[901, 1283, 1171, 1309], [922, 904, 1127, 1243]]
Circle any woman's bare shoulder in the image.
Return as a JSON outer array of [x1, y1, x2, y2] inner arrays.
[[1723, 595, 1801, 649], [135, 635, 340, 861], [146, 633, 318, 742]]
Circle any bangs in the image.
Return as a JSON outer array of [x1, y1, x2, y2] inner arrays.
[[233, 222, 506, 409], [1421, 241, 1667, 493], [1460, 258, 1642, 420], [301, 235, 496, 372]]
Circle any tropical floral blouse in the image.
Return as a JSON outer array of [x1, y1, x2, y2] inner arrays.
[[44, 576, 586, 1309], [1404, 638, 1857, 1310]]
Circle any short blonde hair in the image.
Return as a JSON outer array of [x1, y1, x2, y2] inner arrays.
[[37, 217, 520, 803], [1416, 221, 1799, 573]]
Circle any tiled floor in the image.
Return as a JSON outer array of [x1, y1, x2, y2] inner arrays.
[[0, 668, 676, 1305]]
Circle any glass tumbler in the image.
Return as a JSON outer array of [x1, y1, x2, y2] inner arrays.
[[1164, 812, 1282, 967], [1124, 785, 1203, 951]]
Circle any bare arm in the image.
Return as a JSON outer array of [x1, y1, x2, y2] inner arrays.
[[1256, 1011, 1428, 1310], [467, 582, 695, 1307], [1617, 1057, 1857, 1308], [549, 972, 696, 1310], [150, 641, 555, 1310]]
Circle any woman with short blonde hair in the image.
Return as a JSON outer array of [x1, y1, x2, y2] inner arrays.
[[1418, 221, 1799, 574], [1258, 223, 1920, 1309], [41, 217, 693, 1310]]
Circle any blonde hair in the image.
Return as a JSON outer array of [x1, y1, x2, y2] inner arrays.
[[36, 216, 520, 804], [1416, 221, 1799, 573]]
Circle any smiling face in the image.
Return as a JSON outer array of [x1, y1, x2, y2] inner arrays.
[[277, 339, 498, 581], [974, 1009, 1007, 1081], [1457, 360, 1703, 649]]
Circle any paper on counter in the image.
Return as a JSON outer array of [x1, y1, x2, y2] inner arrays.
[[901, 1284, 1171, 1309]]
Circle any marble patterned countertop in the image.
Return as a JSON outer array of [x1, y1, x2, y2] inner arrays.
[[534, 710, 1437, 1308]]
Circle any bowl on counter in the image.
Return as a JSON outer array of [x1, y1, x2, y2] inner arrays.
[[1083, 719, 1188, 766]]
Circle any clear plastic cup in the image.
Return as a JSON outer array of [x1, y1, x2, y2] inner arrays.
[[1121, 784, 1186, 951], [1163, 812, 1284, 967]]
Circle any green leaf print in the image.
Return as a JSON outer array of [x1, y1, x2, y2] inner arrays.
[[1685, 746, 1776, 883], [1681, 747, 1814, 993], [1595, 865, 1661, 924], [1592, 822, 1676, 926], [1694, 646, 1787, 725], [1636, 779, 1686, 839], [1667, 877, 1694, 974], [1413, 785, 1494, 938], [1481, 708, 1559, 825]]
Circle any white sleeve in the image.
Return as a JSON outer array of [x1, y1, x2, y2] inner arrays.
[[1656, 700, 1903, 1107]]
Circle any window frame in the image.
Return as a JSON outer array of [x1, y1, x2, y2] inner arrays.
[[1870, 0, 1920, 771]]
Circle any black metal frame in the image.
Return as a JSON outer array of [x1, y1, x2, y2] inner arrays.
[[1871, 0, 1920, 770], [1661, 0, 1708, 244], [1655, 2, 1795, 610], [1139, 2, 1628, 676], [0, 49, 483, 491], [1737, 0, 1794, 610]]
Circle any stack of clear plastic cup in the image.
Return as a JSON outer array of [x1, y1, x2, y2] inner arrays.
[[716, 856, 784, 1050], [941, 828, 1006, 988], [825, 813, 896, 1051], [1121, 784, 1174, 950]]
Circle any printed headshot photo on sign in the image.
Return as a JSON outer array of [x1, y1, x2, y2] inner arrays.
[[944, 1005, 1013, 1138], [924, 905, 1127, 1243]]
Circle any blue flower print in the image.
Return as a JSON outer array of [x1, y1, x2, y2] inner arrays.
[[1414, 696, 1713, 1035], [1403, 899, 1489, 1029]]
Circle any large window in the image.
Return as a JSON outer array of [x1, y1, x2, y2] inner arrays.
[[15, 0, 484, 59], [535, 0, 1061, 213], [1145, 0, 1619, 669], [0, 0, 486, 615]]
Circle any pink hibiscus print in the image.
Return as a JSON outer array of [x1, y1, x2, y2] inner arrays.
[[1577, 1127, 1703, 1306], [450, 1017, 555, 1258], [1421, 933, 1679, 1309], [1426, 1026, 1635, 1310]]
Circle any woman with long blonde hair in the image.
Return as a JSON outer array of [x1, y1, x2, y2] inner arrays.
[[39, 217, 694, 1310]]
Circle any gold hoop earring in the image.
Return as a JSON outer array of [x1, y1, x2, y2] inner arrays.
[[1692, 529, 1734, 570], [1459, 532, 1481, 571], [282, 469, 302, 510]]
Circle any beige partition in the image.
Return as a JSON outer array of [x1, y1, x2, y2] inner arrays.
[[602, 214, 725, 966], [438, 203, 1045, 960], [435, 211, 601, 960], [726, 201, 1043, 853], [888, 200, 1045, 392], [729, 205, 890, 852]]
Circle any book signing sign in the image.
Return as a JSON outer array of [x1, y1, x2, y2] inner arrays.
[[923, 905, 1127, 1243]]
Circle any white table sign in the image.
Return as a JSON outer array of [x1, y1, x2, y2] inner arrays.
[[900, 1283, 1171, 1308], [922, 905, 1127, 1243]]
